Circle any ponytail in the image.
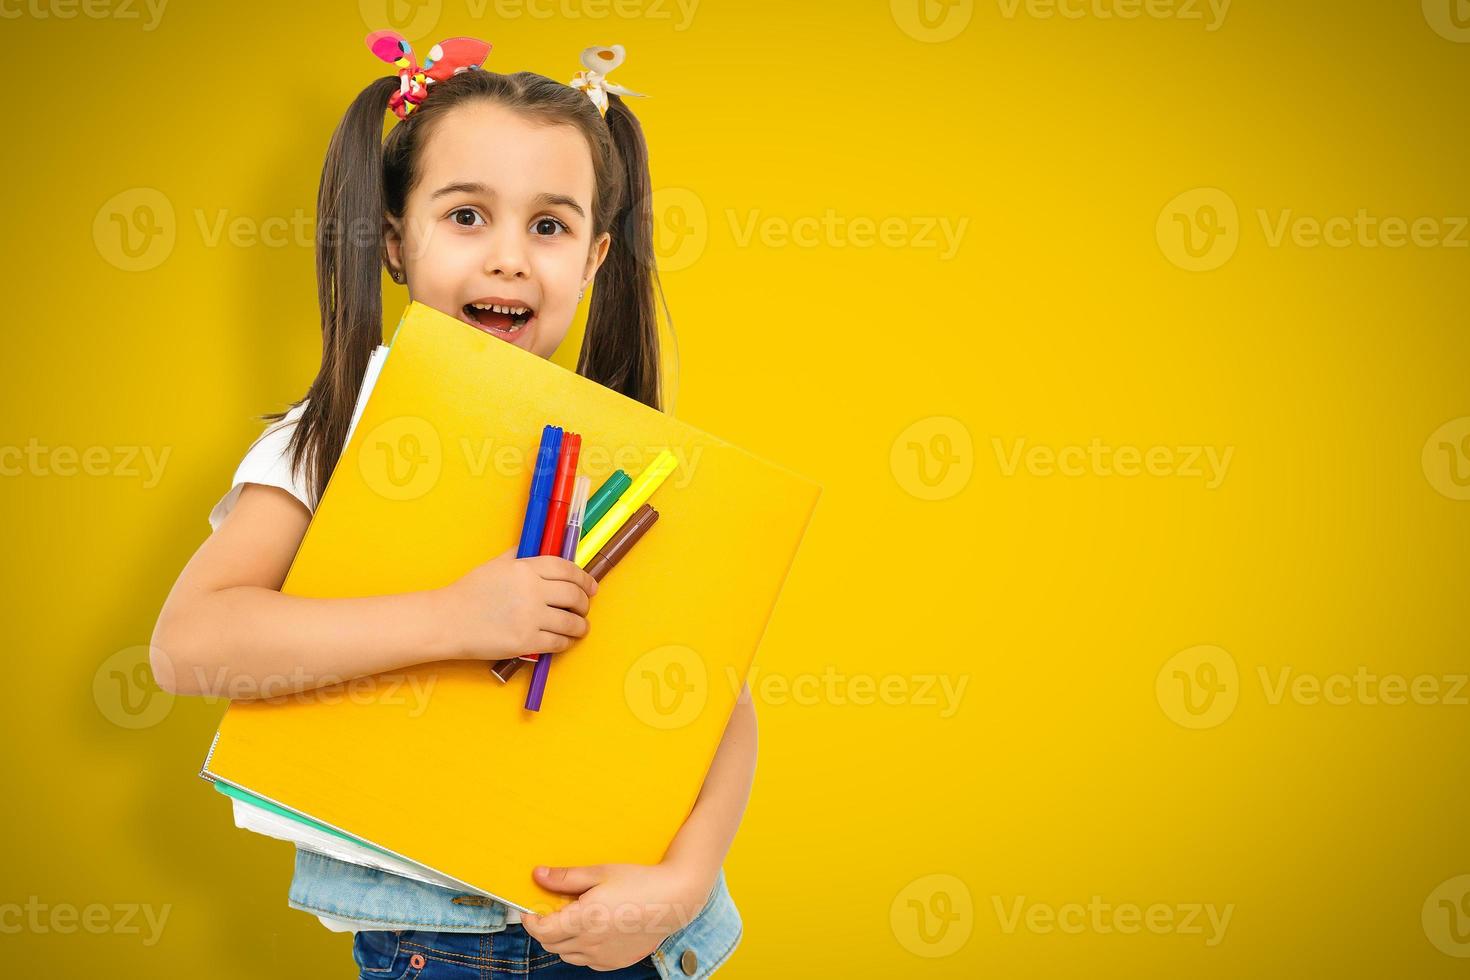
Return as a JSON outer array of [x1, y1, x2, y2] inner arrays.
[[577, 93, 672, 413], [264, 75, 398, 509]]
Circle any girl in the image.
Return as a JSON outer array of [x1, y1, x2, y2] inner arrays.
[[151, 36, 751, 980]]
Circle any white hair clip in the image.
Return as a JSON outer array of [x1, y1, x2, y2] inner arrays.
[[569, 45, 648, 118]]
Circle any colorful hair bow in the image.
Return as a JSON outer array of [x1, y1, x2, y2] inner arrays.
[[569, 45, 647, 119], [366, 31, 492, 120]]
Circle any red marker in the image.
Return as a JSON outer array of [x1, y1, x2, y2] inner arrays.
[[538, 432, 581, 558]]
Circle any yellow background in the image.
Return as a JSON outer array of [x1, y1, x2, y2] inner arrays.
[[4, 0, 1469, 976]]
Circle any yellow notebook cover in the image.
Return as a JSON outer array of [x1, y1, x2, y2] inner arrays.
[[201, 301, 821, 911]]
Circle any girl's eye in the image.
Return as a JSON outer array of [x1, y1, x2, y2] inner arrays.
[[532, 216, 569, 237], [449, 207, 484, 227]]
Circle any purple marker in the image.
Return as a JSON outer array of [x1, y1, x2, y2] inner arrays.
[[525, 475, 591, 711]]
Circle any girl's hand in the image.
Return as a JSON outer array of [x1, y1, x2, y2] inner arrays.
[[433, 547, 598, 662], [522, 862, 715, 971]]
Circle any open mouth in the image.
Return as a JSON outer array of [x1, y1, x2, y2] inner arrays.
[[463, 300, 535, 337]]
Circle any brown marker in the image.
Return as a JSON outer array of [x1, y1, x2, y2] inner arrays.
[[585, 503, 659, 581], [490, 504, 660, 682]]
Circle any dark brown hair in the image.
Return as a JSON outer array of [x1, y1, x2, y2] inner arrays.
[[262, 68, 668, 509]]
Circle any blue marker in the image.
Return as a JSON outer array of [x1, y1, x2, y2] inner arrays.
[[517, 425, 562, 559]]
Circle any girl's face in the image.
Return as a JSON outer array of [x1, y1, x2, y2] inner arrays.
[[385, 101, 610, 359]]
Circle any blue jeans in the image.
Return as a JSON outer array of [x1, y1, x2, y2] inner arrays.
[[352, 924, 661, 979]]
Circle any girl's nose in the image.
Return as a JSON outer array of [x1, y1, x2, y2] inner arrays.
[[483, 228, 530, 279]]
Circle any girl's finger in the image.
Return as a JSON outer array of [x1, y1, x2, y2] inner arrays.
[[531, 556, 599, 596], [540, 608, 588, 640], [532, 630, 575, 653], [544, 580, 590, 616], [525, 903, 583, 945]]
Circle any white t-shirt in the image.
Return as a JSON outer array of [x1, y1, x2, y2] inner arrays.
[[208, 401, 313, 531], [210, 400, 520, 930]]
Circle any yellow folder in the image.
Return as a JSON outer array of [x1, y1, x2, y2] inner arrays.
[[201, 301, 821, 912]]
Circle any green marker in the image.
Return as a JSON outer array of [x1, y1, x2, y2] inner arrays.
[[581, 470, 632, 536]]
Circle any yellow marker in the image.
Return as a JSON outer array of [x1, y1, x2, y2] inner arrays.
[[575, 449, 677, 567]]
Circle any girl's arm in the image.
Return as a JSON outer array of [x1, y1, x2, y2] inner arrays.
[[661, 685, 758, 899], [152, 484, 454, 697], [151, 483, 595, 698]]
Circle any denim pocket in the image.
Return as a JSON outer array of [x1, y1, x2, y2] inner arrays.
[[352, 929, 405, 976]]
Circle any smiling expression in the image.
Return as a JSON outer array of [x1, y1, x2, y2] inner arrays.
[[385, 101, 612, 358]]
